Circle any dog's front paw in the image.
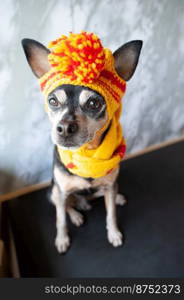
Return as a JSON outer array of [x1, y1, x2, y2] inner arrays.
[[107, 229, 123, 247], [69, 209, 84, 227], [55, 234, 70, 253], [116, 194, 127, 206]]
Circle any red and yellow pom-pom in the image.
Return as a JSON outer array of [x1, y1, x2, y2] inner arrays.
[[47, 31, 106, 83]]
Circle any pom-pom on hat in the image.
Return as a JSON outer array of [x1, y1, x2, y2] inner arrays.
[[39, 31, 126, 121], [48, 31, 105, 83]]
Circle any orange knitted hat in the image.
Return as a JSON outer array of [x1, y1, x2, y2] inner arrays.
[[38, 31, 127, 178], [39, 31, 126, 121]]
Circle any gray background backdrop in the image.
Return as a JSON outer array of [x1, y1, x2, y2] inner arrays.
[[1, 0, 184, 194]]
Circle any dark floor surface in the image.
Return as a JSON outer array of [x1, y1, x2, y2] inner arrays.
[[4, 141, 184, 277]]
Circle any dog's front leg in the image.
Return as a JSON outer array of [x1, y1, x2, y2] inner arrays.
[[51, 184, 70, 253], [104, 185, 123, 247]]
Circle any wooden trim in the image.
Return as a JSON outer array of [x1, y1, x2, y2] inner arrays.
[[0, 181, 51, 203], [0, 240, 8, 277], [123, 134, 184, 161], [0, 240, 4, 267], [0, 240, 4, 276], [8, 221, 20, 278], [0, 135, 184, 203]]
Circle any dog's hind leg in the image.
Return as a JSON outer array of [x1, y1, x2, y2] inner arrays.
[[115, 194, 127, 206], [66, 194, 84, 226], [84, 187, 127, 207], [74, 194, 92, 211], [114, 183, 127, 206], [67, 206, 84, 227]]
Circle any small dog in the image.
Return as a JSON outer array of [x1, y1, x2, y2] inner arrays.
[[22, 32, 142, 253]]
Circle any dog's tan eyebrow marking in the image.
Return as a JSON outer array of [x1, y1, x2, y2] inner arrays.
[[54, 89, 67, 104], [79, 90, 96, 106]]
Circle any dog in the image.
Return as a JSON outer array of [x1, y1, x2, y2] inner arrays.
[[22, 32, 142, 253]]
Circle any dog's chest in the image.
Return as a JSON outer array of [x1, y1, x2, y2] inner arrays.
[[53, 164, 119, 194]]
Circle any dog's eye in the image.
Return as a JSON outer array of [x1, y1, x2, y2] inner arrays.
[[86, 98, 102, 110], [48, 98, 59, 107]]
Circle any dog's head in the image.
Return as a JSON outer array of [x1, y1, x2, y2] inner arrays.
[[22, 37, 142, 149]]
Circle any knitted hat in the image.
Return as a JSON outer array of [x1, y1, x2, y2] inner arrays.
[[39, 31, 126, 121]]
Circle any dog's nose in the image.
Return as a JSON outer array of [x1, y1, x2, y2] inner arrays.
[[57, 121, 78, 137]]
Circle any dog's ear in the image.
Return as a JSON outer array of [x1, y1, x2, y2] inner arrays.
[[113, 40, 143, 81], [21, 38, 51, 78]]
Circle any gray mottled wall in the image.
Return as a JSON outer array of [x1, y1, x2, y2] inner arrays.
[[1, 0, 184, 194]]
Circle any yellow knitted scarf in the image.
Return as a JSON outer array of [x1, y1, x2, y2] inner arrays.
[[39, 32, 127, 178], [57, 115, 126, 178]]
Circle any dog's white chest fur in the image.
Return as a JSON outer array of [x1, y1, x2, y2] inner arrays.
[[53, 165, 119, 194]]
